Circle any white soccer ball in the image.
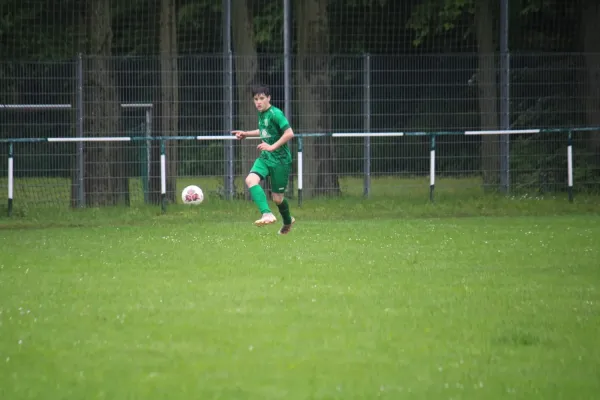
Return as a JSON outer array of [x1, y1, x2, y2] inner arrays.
[[181, 185, 204, 205]]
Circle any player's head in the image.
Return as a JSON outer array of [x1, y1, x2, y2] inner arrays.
[[251, 84, 271, 111]]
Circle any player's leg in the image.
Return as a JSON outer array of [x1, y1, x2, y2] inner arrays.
[[247, 159, 277, 226], [272, 192, 295, 234], [269, 163, 295, 234]]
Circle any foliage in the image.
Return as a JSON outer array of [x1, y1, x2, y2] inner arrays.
[[406, 0, 475, 47], [0, 0, 80, 60], [252, 0, 282, 52], [0, 0, 588, 59]]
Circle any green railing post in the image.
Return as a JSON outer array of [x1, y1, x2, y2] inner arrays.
[[567, 130, 574, 203], [160, 139, 167, 213], [8, 142, 13, 217], [297, 136, 303, 207], [430, 134, 436, 203]]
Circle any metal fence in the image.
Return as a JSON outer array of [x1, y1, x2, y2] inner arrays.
[[1, 54, 599, 214]]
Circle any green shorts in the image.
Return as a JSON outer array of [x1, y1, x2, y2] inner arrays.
[[250, 158, 291, 194]]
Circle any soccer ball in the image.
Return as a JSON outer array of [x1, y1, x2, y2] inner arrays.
[[181, 185, 204, 205]]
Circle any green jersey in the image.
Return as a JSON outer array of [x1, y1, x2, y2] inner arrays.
[[257, 106, 292, 166]]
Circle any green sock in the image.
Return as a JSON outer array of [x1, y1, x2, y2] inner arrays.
[[277, 198, 292, 225], [249, 185, 271, 214]]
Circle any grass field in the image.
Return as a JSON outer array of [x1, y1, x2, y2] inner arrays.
[[1, 180, 600, 399], [0, 175, 483, 209], [1, 175, 599, 218]]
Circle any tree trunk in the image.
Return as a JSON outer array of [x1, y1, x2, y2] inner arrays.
[[77, 0, 128, 207], [150, 0, 179, 204], [296, 0, 340, 198], [581, 0, 600, 164], [475, 0, 500, 190], [232, 0, 260, 200]]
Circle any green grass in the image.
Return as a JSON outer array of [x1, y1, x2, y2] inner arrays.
[[1, 189, 600, 399], [3, 174, 596, 209], [1, 176, 599, 227], [0, 175, 477, 208]]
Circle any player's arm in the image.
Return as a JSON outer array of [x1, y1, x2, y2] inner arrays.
[[232, 129, 260, 139], [268, 127, 294, 151]]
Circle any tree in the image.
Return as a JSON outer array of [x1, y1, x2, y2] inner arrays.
[[474, 0, 500, 189], [580, 0, 600, 157], [76, 0, 129, 207], [295, 0, 340, 197], [407, 0, 500, 189], [232, 0, 260, 199], [149, 0, 179, 204]]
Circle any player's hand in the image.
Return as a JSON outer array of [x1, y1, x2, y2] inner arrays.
[[232, 130, 246, 139], [257, 143, 275, 152]]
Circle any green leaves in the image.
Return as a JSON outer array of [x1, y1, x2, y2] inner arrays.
[[252, 0, 282, 48], [406, 0, 474, 47]]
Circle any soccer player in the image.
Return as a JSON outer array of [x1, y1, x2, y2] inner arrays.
[[232, 84, 296, 234]]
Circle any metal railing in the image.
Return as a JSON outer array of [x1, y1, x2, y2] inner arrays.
[[1, 127, 598, 216]]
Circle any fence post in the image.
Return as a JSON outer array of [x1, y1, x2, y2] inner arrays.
[[222, 0, 234, 200], [7, 142, 13, 217], [430, 135, 436, 203], [499, 0, 510, 193], [567, 130, 574, 203], [145, 107, 153, 204], [76, 53, 85, 208], [363, 53, 371, 198], [297, 136, 303, 207], [160, 139, 167, 213]]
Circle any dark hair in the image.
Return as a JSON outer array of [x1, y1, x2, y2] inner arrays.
[[251, 84, 270, 97]]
